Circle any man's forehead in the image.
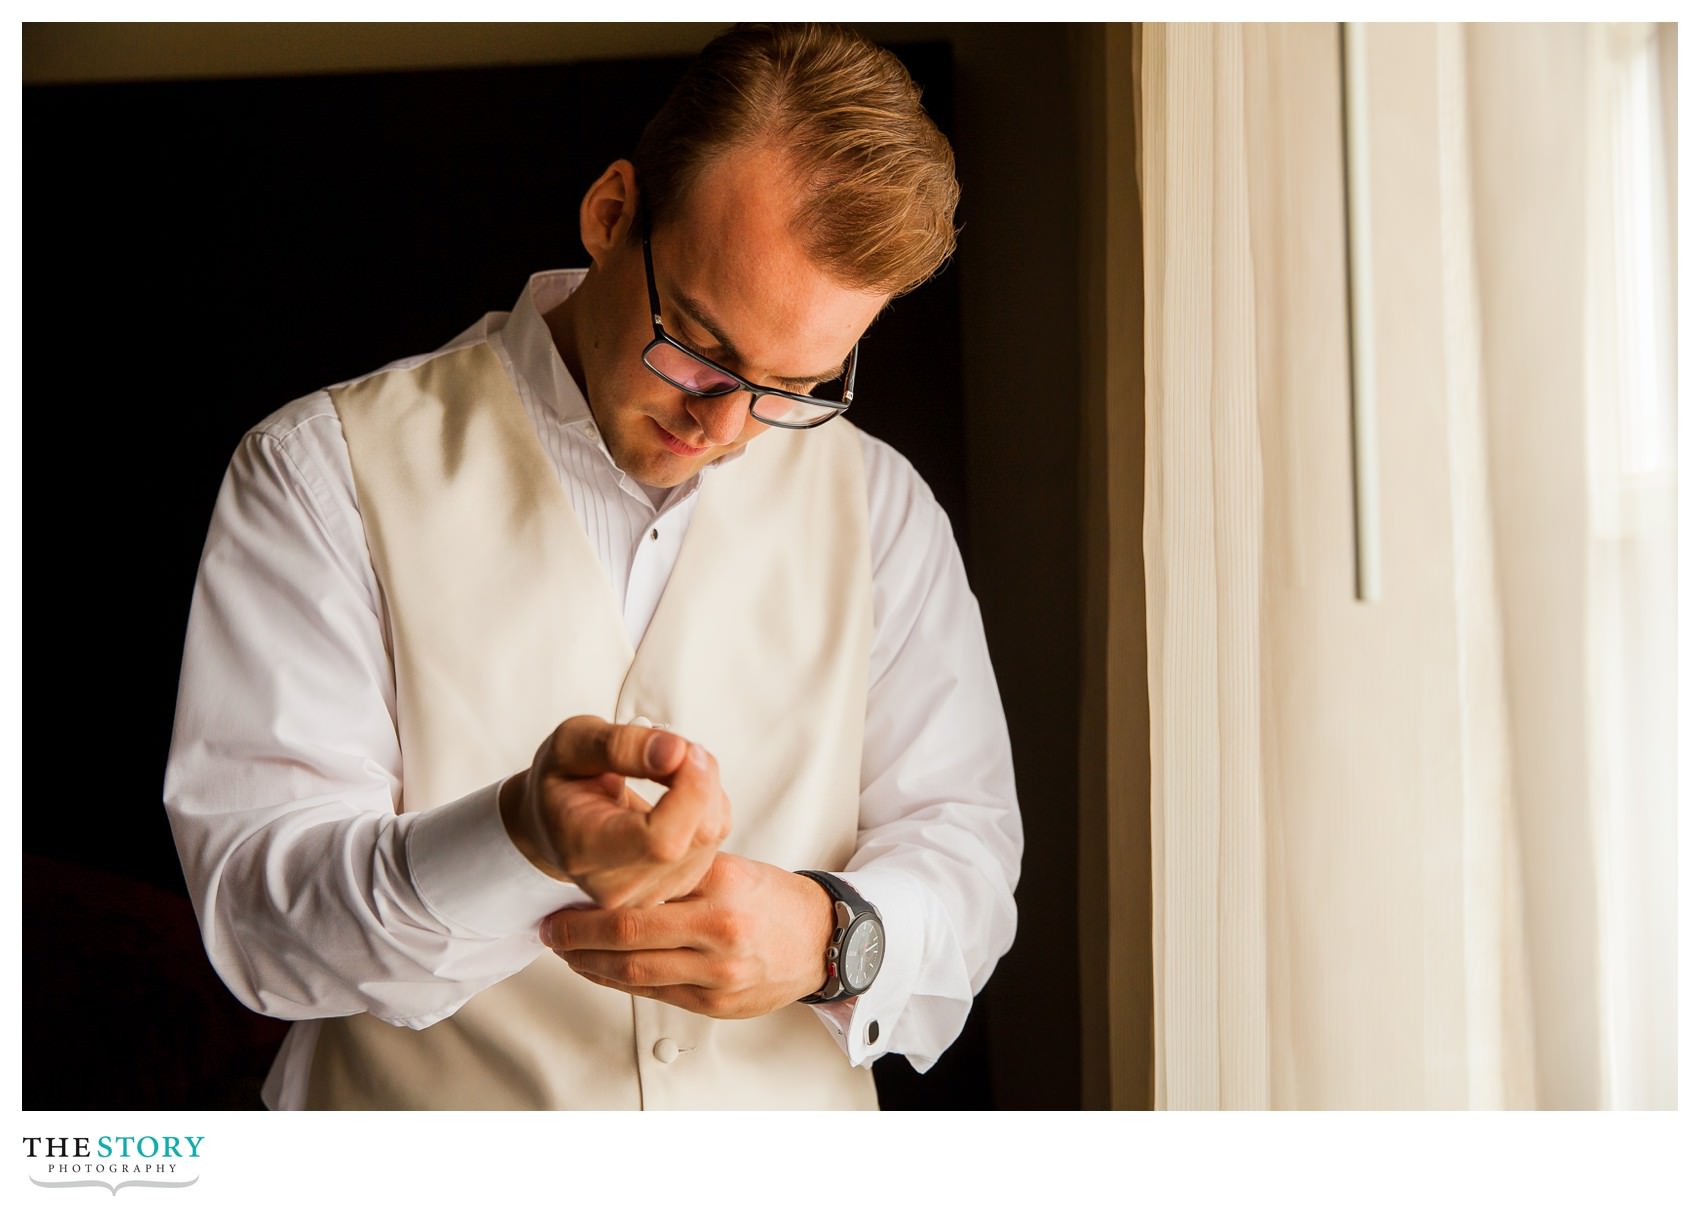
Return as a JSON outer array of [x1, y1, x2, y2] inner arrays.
[[665, 144, 804, 252]]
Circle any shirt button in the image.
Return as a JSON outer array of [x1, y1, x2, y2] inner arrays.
[[650, 528, 660, 541], [652, 1038, 680, 1064], [630, 714, 654, 729]]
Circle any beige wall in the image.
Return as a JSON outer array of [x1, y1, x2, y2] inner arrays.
[[23, 23, 729, 83], [22, 22, 991, 84]]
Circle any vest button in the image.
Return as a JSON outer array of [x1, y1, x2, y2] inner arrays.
[[631, 715, 654, 729], [652, 1038, 680, 1064]]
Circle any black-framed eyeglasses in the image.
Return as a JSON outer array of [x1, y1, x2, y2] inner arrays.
[[640, 230, 857, 430]]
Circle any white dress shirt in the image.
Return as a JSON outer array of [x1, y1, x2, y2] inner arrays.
[[163, 270, 1022, 1109]]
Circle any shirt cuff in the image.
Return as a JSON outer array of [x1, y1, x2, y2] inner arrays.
[[805, 867, 927, 1068], [406, 779, 591, 939]]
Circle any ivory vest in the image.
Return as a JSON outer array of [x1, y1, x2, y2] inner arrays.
[[309, 340, 876, 1109]]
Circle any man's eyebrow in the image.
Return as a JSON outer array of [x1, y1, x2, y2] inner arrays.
[[673, 289, 848, 386]]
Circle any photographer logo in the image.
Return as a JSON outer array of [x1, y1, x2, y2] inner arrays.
[[22, 1135, 203, 1195]]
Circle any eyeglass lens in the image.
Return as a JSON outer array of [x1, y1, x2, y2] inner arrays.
[[643, 341, 846, 426], [644, 342, 741, 395]]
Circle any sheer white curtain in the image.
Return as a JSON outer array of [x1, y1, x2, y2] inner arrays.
[[1137, 22, 1675, 1109]]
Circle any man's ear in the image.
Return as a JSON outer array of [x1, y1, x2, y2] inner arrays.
[[579, 160, 639, 267]]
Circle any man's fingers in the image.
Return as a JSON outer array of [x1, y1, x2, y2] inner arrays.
[[644, 744, 732, 853], [562, 948, 712, 989], [571, 743, 726, 871], [545, 715, 688, 781], [542, 901, 717, 953], [529, 720, 729, 907]]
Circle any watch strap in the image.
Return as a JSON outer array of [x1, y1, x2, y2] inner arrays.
[[796, 869, 875, 918]]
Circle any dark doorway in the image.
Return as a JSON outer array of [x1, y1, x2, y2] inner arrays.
[[25, 44, 981, 1110]]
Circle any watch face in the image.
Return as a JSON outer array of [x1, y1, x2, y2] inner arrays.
[[841, 916, 884, 993]]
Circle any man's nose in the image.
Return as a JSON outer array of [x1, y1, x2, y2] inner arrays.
[[685, 393, 750, 446]]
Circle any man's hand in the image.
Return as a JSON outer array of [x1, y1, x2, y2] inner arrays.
[[499, 715, 731, 909], [539, 853, 836, 1019]]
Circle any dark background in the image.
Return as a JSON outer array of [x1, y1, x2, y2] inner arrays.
[[23, 25, 1085, 1111]]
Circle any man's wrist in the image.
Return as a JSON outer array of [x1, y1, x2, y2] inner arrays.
[[409, 779, 591, 937], [796, 870, 835, 999], [499, 770, 569, 882]]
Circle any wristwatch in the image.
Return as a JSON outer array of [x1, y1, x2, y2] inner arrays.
[[796, 870, 884, 1003]]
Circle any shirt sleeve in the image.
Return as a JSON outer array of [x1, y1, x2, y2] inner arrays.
[[162, 395, 585, 1031], [806, 434, 1023, 1071]]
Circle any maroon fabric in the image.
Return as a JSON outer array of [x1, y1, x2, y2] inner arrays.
[[24, 853, 289, 1109]]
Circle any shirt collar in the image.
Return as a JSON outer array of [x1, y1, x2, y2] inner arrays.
[[502, 269, 596, 433]]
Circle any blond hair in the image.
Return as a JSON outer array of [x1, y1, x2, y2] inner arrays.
[[633, 23, 960, 297]]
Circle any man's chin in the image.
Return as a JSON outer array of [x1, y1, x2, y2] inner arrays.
[[614, 420, 714, 487], [611, 442, 699, 491], [635, 466, 694, 490]]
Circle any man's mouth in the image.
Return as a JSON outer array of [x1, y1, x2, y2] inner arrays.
[[652, 419, 708, 457]]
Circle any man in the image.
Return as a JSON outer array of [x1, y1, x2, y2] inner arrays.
[[164, 22, 1020, 1110]]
